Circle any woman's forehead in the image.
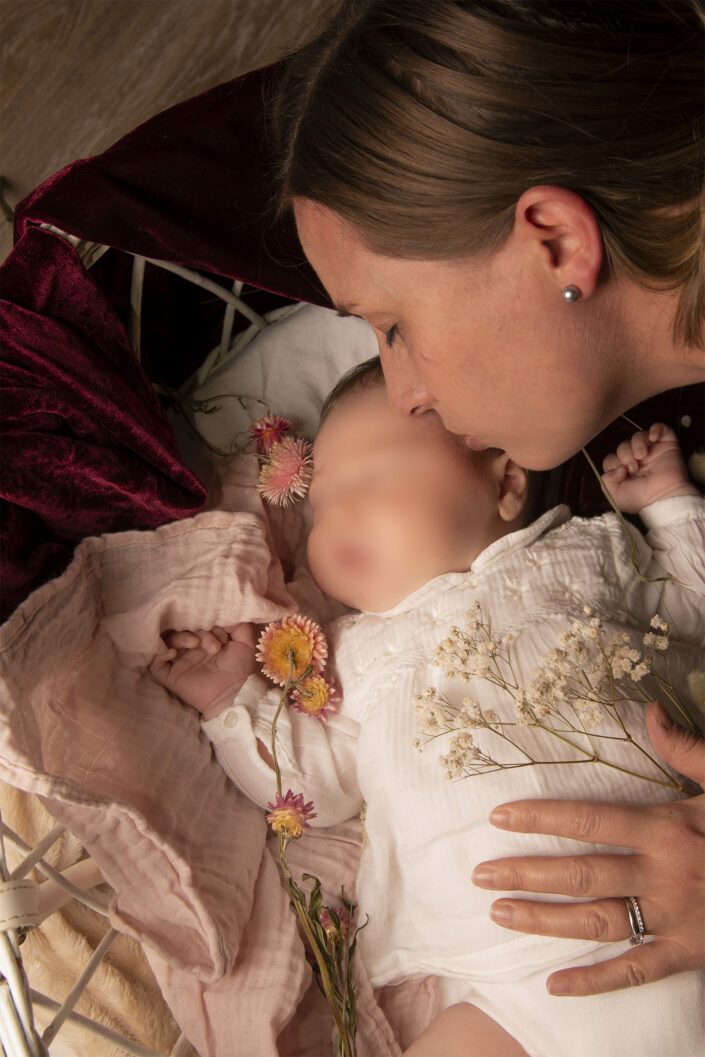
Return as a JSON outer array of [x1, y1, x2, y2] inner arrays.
[[295, 198, 407, 310]]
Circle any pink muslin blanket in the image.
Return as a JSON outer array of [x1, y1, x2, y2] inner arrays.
[[0, 455, 434, 1055]]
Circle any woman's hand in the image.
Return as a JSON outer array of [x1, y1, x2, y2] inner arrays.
[[472, 701, 705, 995], [149, 623, 257, 721]]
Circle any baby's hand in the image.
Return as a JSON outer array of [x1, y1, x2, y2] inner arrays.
[[149, 623, 256, 721], [601, 423, 699, 514]]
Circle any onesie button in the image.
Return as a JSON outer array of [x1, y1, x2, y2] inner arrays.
[[223, 710, 239, 729]]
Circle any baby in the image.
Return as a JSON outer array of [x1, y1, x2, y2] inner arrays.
[[151, 358, 705, 1057]]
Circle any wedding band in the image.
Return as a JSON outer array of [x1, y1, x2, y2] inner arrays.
[[623, 896, 646, 946]]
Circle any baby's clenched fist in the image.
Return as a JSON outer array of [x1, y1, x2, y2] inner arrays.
[[601, 423, 700, 514]]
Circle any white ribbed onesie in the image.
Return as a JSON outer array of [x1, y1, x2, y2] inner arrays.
[[204, 497, 705, 1057]]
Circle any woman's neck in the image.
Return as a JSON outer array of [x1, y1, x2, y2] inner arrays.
[[606, 279, 705, 410]]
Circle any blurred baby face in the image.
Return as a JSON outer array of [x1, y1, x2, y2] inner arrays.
[[307, 386, 505, 612]]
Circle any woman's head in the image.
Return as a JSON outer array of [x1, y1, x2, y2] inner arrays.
[[273, 1, 704, 467], [307, 357, 530, 612]]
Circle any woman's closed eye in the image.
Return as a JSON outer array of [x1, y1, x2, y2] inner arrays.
[[384, 323, 399, 349]]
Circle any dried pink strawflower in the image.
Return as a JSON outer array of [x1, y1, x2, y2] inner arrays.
[[249, 413, 293, 455], [291, 675, 341, 722], [257, 436, 313, 506], [320, 905, 351, 944], [266, 789, 317, 839], [256, 615, 328, 686]]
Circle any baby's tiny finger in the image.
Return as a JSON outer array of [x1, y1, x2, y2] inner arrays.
[[602, 452, 620, 473], [629, 430, 650, 460], [212, 626, 230, 646], [166, 630, 201, 650], [605, 466, 627, 482], [615, 439, 638, 473], [648, 422, 670, 443], [193, 629, 222, 654]]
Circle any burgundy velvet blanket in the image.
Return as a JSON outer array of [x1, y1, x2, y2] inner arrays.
[[1, 60, 702, 622], [0, 62, 326, 622]]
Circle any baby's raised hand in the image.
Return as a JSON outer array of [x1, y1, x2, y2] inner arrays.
[[601, 423, 698, 514], [149, 623, 256, 721]]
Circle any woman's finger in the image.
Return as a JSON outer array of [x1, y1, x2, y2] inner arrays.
[[488, 798, 663, 851], [546, 939, 688, 997], [472, 853, 647, 899], [645, 701, 705, 789], [488, 896, 638, 943]]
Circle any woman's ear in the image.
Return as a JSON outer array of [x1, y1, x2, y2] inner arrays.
[[494, 454, 530, 522], [513, 185, 603, 300]]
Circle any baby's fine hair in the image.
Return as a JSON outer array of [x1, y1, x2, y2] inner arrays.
[[319, 355, 386, 424]]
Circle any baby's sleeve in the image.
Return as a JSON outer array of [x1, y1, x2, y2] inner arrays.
[[202, 673, 363, 827], [634, 494, 705, 647]]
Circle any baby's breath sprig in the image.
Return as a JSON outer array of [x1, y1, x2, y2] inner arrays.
[[415, 604, 700, 796], [258, 618, 362, 1057]]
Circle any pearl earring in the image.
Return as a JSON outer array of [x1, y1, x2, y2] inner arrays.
[[562, 285, 581, 303]]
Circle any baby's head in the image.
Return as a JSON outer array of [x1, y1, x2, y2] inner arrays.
[[307, 358, 531, 612]]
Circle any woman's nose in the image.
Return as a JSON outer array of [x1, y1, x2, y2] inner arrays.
[[380, 354, 433, 417]]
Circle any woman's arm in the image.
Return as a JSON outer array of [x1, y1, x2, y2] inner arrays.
[[472, 703, 705, 995], [472, 425, 705, 995]]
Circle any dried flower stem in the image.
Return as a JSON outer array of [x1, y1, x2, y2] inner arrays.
[[422, 605, 699, 796], [269, 651, 358, 1057]]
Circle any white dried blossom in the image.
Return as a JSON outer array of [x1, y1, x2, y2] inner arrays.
[[575, 700, 604, 729], [440, 731, 482, 779], [459, 698, 483, 727], [514, 692, 533, 726], [643, 632, 669, 651], [605, 631, 632, 652], [417, 600, 695, 792], [630, 661, 650, 683]]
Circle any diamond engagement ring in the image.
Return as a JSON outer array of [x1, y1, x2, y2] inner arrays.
[[623, 896, 647, 946]]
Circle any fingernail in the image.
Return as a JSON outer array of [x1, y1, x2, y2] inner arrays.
[[472, 866, 499, 888], [653, 700, 673, 730], [489, 807, 513, 828], [548, 977, 572, 996], [489, 902, 514, 927]]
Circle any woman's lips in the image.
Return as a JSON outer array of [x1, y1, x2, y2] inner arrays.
[[464, 435, 487, 451]]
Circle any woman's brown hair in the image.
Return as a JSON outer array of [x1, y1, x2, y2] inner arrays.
[[272, 0, 705, 346]]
